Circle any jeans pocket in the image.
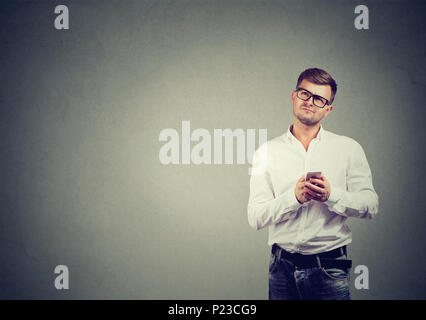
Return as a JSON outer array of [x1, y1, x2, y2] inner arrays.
[[269, 254, 277, 274], [320, 267, 349, 281]]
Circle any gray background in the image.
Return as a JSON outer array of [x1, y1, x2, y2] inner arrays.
[[0, 0, 425, 299]]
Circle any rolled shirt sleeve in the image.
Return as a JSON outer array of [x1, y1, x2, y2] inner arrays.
[[325, 141, 379, 219], [247, 145, 302, 230]]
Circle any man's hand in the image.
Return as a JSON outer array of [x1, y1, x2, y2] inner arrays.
[[295, 176, 312, 204], [304, 174, 331, 202]]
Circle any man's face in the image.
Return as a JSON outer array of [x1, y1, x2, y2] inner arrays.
[[291, 79, 333, 126]]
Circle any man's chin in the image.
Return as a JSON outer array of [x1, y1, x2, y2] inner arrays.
[[298, 116, 319, 126]]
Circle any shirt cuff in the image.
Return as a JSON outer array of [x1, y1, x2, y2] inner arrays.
[[327, 186, 344, 204], [282, 188, 302, 212]]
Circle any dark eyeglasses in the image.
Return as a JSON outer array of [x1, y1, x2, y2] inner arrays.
[[295, 88, 330, 108]]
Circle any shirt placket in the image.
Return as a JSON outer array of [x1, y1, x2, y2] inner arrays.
[[295, 139, 316, 250]]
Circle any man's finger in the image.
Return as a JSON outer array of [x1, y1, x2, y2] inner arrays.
[[304, 192, 314, 200], [308, 178, 325, 187], [304, 187, 321, 198], [305, 182, 324, 193]]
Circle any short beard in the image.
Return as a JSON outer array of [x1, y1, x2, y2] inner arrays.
[[295, 113, 320, 126]]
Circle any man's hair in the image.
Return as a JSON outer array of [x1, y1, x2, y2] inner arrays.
[[296, 68, 337, 104]]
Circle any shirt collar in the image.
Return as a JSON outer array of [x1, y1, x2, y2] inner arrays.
[[284, 124, 325, 143]]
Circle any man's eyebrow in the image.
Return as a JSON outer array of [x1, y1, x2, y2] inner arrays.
[[298, 87, 328, 100]]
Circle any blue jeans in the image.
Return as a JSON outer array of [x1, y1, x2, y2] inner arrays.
[[268, 251, 351, 300]]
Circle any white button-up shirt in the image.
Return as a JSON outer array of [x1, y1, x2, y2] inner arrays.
[[247, 125, 379, 254]]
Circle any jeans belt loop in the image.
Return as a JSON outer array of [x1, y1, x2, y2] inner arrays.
[[316, 255, 322, 268], [277, 247, 282, 262]]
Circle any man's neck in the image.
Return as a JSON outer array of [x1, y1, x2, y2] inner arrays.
[[291, 120, 321, 146]]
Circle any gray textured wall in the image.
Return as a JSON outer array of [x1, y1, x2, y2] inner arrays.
[[0, 0, 425, 299]]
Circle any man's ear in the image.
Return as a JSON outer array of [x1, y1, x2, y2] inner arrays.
[[324, 105, 333, 117]]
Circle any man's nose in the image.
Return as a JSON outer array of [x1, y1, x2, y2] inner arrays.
[[305, 96, 315, 106]]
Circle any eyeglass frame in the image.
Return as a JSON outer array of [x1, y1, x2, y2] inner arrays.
[[295, 87, 331, 108]]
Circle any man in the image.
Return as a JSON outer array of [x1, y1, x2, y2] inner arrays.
[[247, 68, 378, 300]]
